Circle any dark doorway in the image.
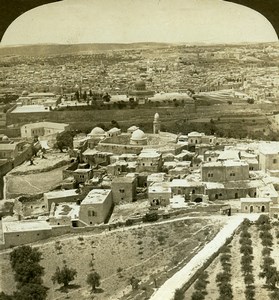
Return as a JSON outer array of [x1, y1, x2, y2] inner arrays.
[[194, 198, 202, 203], [250, 206, 253, 213], [261, 206, 265, 212]]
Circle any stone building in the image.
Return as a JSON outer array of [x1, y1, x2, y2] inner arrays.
[[170, 179, 205, 201], [241, 198, 271, 213], [111, 176, 137, 204], [21, 122, 70, 138], [79, 189, 113, 225], [148, 182, 172, 206], [201, 160, 249, 182], [137, 150, 163, 173]]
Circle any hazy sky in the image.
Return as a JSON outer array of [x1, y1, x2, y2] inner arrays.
[[1, 0, 278, 45]]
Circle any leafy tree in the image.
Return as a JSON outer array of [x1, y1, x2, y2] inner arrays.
[[51, 264, 77, 288], [240, 231, 251, 239], [220, 254, 231, 264], [241, 255, 254, 266], [102, 93, 111, 103], [261, 237, 273, 248], [256, 214, 270, 226], [240, 244, 253, 255], [55, 131, 74, 152], [239, 237, 252, 246], [10, 246, 42, 270], [241, 263, 253, 275], [13, 261, 44, 287], [87, 271, 101, 293], [10, 246, 44, 287], [0, 292, 13, 300], [218, 282, 233, 298], [216, 272, 231, 285], [244, 285, 255, 300], [129, 276, 140, 290], [191, 290, 205, 300], [262, 247, 271, 256], [270, 289, 279, 300], [13, 283, 48, 300], [174, 288, 184, 300], [244, 273, 255, 286]]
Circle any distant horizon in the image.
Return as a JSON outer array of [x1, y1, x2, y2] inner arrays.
[[1, 40, 278, 49], [1, 0, 277, 46]]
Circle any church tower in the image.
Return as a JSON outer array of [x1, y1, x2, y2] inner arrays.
[[153, 112, 160, 134]]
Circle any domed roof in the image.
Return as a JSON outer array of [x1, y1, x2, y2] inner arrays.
[[22, 90, 29, 96], [127, 125, 139, 131], [2, 135, 9, 141], [134, 80, 146, 91], [131, 129, 147, 141], [154, 113, 159, 120], [89, 127, 105, 135]]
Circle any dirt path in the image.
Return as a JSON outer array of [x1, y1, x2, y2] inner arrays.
[[149, 214, 259, 300]]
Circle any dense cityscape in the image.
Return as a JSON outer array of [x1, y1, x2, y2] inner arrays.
[[1, 42, 279, 300]]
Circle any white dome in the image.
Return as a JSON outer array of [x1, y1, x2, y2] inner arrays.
[[2, 135, 9, 141], [89, 127, 105, 135], [128, 125, 139, 131], [131, 129, 147, 141], [154, 113, 159, 120]]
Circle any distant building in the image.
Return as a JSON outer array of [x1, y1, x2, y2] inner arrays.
[[21, 122, 70, 138]]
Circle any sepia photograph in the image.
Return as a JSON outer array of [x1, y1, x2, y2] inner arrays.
[[1, 0, 279, 299]]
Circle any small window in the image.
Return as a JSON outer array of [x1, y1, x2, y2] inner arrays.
[[273, 159, 277, 164], [192, 189, 195, 194]]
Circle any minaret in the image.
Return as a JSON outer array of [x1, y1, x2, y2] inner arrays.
[[153, 113, 160, 134]]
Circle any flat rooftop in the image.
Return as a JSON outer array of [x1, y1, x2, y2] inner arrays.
[[203, 160, 248, 167], [149, 182, 171, 193], [3, 220, 51, 233], [112, 176, 135, 184], [45, 189, 79, 199], [240, 198, 271, 203], [170, 179, 204, 187], [74, 168, 92, 173], [12, 105, 50, 113], [53, 202, 80, 219], [82, 189, 111, 204]]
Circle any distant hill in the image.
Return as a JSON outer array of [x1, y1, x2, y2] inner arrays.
[[0, 42, 173, 57]]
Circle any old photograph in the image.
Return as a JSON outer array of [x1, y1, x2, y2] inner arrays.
[[0, 0, 279, 299]]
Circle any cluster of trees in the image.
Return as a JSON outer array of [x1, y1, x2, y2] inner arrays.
[[191, 271, 209, 300], [239, 218, 255, 300], [257, 215, 279, 296], [0, 246, 48, 300], [215, 244, 233, 300]]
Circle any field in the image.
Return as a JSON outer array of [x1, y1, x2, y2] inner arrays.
[[7, 103, 275, 138], [0, 217, 226, 300], [184, 216, 279, 300]]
